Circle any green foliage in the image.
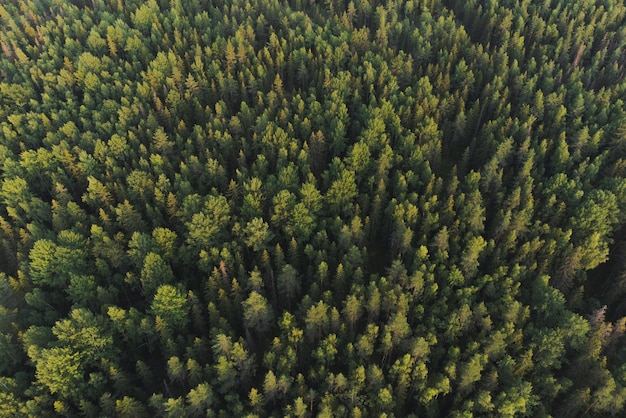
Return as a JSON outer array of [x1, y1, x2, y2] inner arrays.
[[29, 236, 87, 287], [33, 347, 85, 399], [242, 291, 274, 333], [151, 285, 189, 330], [243, 218, 273, 252], [2, 0, 626, 415]]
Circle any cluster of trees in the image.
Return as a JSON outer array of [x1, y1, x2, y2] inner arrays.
[[2, 0, 626, 415]]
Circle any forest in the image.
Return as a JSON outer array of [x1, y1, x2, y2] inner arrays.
[[1, 0, 626, 416]]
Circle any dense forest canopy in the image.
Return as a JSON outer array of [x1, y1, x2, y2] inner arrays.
[[2, 0, 626, 416]]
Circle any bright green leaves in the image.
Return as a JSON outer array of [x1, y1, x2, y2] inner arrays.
[[568, 189, 619, 270], [305, 300, 330, 342], [0, 377, 27, 417], [52, 308, 114, 362], [141, 252, 174, 296], [288, 203, 316, 240], [458, 353, 488, 394], [271, 190, 316, 240], [82, 176, 113, 209], [300, 182, 323, 214], [495, 381, 536, 418], [74, 52, 103, 92], [243, 218, 273, 252], [29, 232, 88, 287], [131, 0, 160, 34], [151, 284, 189, 330], [326, 168, 358, 217], [460, 236, 487, 278], [29, 239, 64, 286], [348, 141, 372, 179], [185, 195, 231, 253], [212, 334, 256, 395], [151, 227, 178, 261], [35, 347, 84, 399], [271, 190, 296, 229], [187, 382, 214, 416], [1, 176, 49, 225], [27, 309, 115, 402]]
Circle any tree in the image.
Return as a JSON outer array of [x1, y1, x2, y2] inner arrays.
[[0, 377, 27, 417], [167, 356, 186, 384], [287, 203, 316, 240], [343, 293, 362, 331], [29, 237, 87, 288], [243, 217, 273, 252], [263, 370, 280, 405], [152, 227, 178, 261], [141, 252, 174, 296], [115, 396, 147, 417], [52, 308, 114, 363], [151, 285, 189, 329], [277, 264, 300, 308], [271, 190, 297, 232], [326, 168, 358, 217], [458, 353, 488, 395], [460, 236, 487, 278], [33, 347, 86, 401], [293, 396, 307, 417], [186, 195, 231, 252], [242, 291, 274, 333], [305, 300, 330, 342], [187, 382, 214, 417]]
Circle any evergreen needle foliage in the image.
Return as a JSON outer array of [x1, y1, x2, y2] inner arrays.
[[2, 0, 626, 416]]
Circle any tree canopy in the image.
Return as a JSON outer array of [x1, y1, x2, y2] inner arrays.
[[2, 0, 626, 416]]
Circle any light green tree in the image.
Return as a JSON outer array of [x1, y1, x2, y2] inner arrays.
[[151, 285, 189, 329]]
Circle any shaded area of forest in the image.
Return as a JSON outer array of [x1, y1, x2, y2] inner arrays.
[[2, 0, 626, 416]]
